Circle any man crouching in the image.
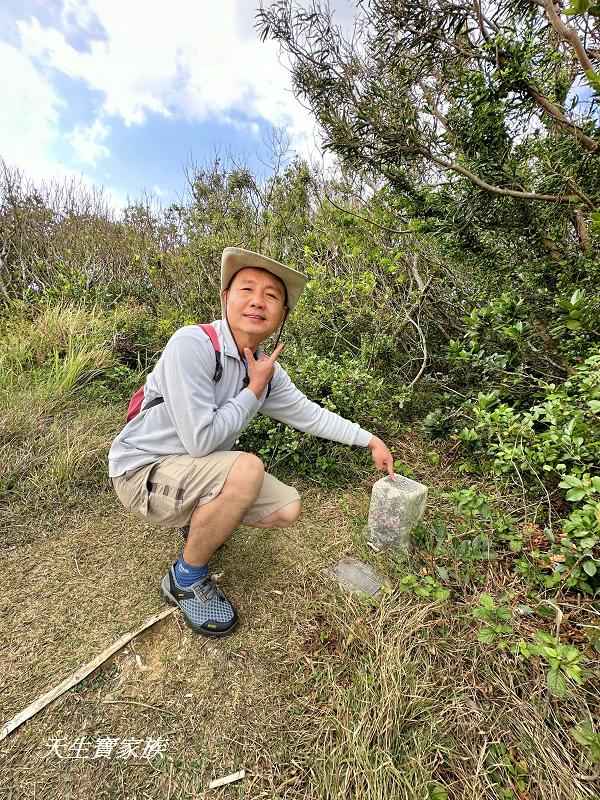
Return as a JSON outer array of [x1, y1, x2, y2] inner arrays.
[[108, 247, 394, 637]]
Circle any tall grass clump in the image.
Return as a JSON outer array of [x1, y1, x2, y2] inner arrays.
[[41, 340, 114, 402]]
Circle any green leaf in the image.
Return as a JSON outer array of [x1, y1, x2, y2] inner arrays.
[[566, 488, 587, 502], [583, 560, 597, 577], [535, 604, 557, 619], [566, 319, 582, 331], [585, 68, 600, 93], [547, 668, 568, 697], [565, 0, 591, 13], [478, 627, 496, 643], [579, 537, 599, 548], [588, 400, 600, 414], [559, 475, 581, 488], [571, 724, 593, 747], [427, 782, 448, 800], [535, 630, 557, 646], [479, 593, 495, 609]]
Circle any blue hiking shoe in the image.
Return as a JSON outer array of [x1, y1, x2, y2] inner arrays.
[[160, 563, 238, 638]]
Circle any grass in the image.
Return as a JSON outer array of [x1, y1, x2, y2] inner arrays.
[[0, 302, 599, 799], [295, 583, 599, 799], [41, 341, 114, 401]]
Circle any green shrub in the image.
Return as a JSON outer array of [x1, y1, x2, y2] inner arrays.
[[397, 573, 451, 601], [471, 593, 513, 646], [237, 346, 404, 484], [238, 415, 373, 486], [570, 721, 600, 766], [453, 351, 600, 593]]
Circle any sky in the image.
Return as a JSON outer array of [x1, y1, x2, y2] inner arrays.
[[2, 1, 595, 212], [0, 0, 356, 209]]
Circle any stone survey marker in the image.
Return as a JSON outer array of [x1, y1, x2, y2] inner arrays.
[[367, 474, 428, 551]]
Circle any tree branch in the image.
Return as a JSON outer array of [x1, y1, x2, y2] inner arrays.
[[323, 192, 415, 235], [406, 312, 428, 387], [525, 85, 599, 153], [565, 176, 596, 209], [543, 0, 595, 74], [393, 277, 433, 339], [426, 152, 582, 204], [573, 210, 591, 253]]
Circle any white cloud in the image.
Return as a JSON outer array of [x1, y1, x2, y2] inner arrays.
[[16, 1, 320, 154], [0, 38, 126, 210], [0, 40, 62, 172], [67, 118, 110, 165]]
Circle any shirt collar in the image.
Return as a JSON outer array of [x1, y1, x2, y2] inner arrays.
[[216, 317, 263, 362]]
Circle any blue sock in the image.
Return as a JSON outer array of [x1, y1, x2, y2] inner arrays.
[[174, 557, 208, 587]]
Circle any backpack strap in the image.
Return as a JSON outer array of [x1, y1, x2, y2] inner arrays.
[[197, 324, 271, 396], [131, 324, 223, 420], [198, 323, 223, 383]]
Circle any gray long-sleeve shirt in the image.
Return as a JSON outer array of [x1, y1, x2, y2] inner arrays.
[[108, 319, 373, 477]]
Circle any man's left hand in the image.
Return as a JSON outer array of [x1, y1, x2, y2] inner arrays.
[[368, 436, 395, 477]]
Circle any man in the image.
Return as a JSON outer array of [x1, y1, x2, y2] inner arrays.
[[109, 247, 394, 638]]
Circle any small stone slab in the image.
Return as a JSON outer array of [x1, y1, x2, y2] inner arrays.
[[326, 557, 385, 596]]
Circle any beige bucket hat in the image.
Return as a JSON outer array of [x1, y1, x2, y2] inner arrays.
[[220, 247, 307, 315]]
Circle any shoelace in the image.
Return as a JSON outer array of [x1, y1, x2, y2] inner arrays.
[[191, 575, 222, 603]]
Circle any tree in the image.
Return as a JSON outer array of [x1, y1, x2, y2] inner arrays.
[[258, 0, 599, 210], [258, 0, 600, 389]]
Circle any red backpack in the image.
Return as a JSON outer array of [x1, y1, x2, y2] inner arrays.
[[126, 323, 223, 422]]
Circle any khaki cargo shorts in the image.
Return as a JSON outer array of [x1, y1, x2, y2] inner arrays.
[[111, 450, 300, 528]]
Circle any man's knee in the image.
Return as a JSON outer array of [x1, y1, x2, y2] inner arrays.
[[223, 453, 265, 498], [274, 499, 302, 527]]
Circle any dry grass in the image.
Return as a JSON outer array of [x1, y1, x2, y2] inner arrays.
[[0, 396, 118, 547], [1, 472, 598, 799], [0, 302, 110, 377], [284, 586, 600, 799], [0, 487, 355, 799]]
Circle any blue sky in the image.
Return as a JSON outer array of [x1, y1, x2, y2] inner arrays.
[[0, 0, 334, 209]]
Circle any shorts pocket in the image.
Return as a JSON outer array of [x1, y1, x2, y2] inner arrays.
[[145, 472, 186, 525], [112, 463, 156, 518]]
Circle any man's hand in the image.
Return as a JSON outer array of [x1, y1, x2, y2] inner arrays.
[[244, 343, 285, 399], [368, 435, 395, 477]]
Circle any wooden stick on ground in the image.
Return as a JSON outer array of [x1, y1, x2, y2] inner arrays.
[[0, 606, 176, 742], [208, 770, 246, 789]]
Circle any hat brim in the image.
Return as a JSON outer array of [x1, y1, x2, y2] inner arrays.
[[220, 247, 307, 313]]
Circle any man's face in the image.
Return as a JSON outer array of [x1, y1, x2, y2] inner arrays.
[[223, 267, 287, 341]]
